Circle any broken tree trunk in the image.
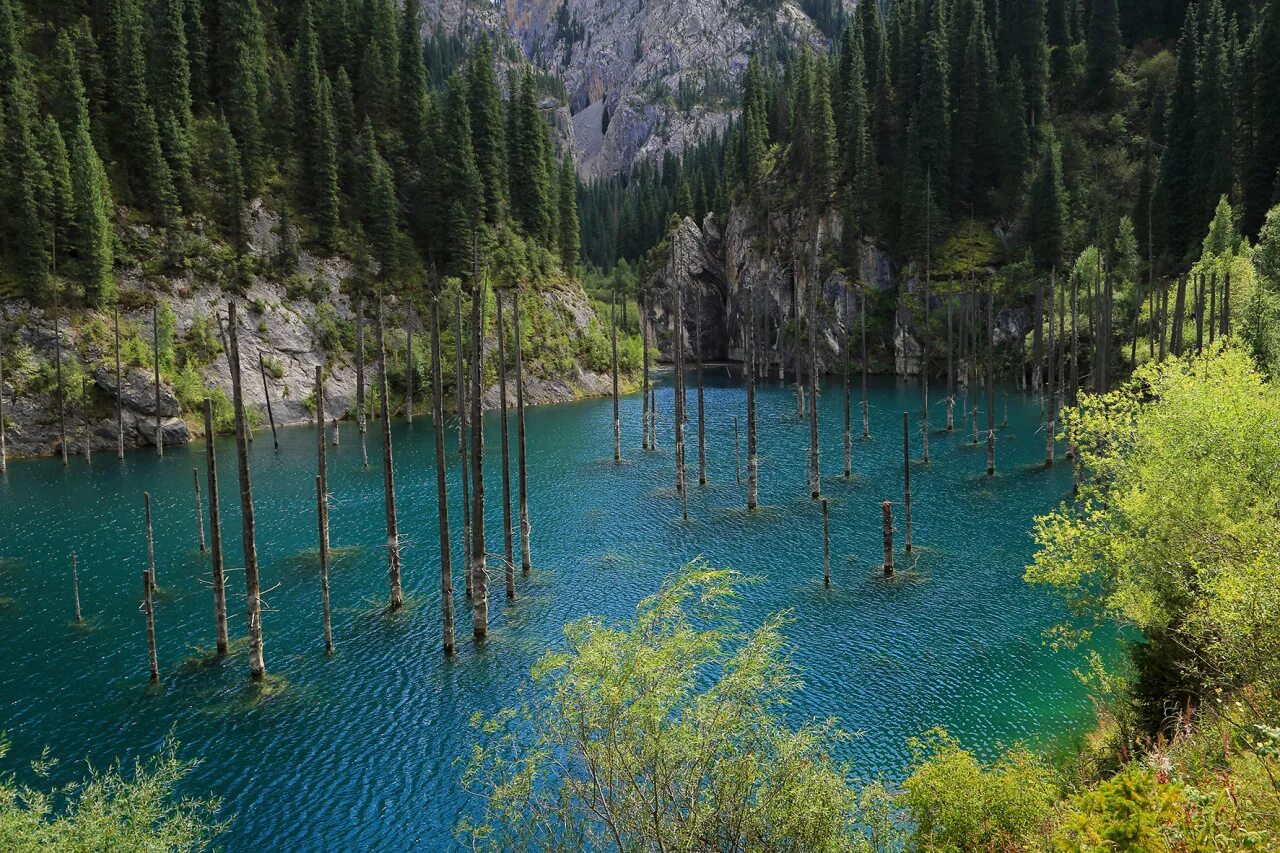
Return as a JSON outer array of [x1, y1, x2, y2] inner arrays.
[[375, 296, 404, 612], [226, 301, 267, 680], [455, 291, 472, 598], [612, 289, 621, 463], [431, 296, 455, 656], [496, 290, 514, 601], [115, 305, 124, 459], [202, 398, 228, 655], [882, 501, 895, 577], [315, 367, 333, 655], [514, 290, 532, 575], [193, 468, 206, 552], [356, 293, 369, 469], [71, 551, 82, 623], [143, 569, 159, 683], [258, 352, 279, 451], [152, 302, 162, 458], [902, 412, 912, 553], [469, 244, 489, 640]]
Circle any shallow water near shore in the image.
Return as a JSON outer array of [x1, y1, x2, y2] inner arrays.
[[0, 371, 1109, 849]]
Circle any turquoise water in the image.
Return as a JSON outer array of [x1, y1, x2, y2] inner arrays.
[[0, 372, 1101, 849]]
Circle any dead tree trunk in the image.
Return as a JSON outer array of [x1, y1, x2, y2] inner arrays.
[[332, 418, 339, 447], [986, 281, 996, 477], [152, 302, 162, 458], [1171, 275, 1187, 357], [226, 301, 266, 680], [822, 498, 831, 587], [82, 377, 92, 463], [881, 501, 895, 577], [641, 293, 651, 450], [496, 290, 514, 601], [1194, 273, 1206, 355], [747, 283, 759, 511], [1031, 278, 1044, 394], [193, 468, 206, 552], [1045, 273, 1056, 467], [1208, 272, 1217, 346], [258, 352, 279, 451], [902, 412, 912, 553], [375, 296, 404, 611], [315, 366, 333, 655], [861, 285, 870, 439], [808, 252, 821, 500], [143, 569, 159, 683], [144, 491, 157, 593], [469, 246, 489, 640], [405, 315, 414, 425], [115, 305, 124, 459], [202, 399, 228, 655], [71, 551, 82, 623], [697, 294, 707, 487], [455, 291, 472, 597], [55, 297, 68, 465], [514, 290, 532, 575], [611, 290, 621, 463], [431, 297, 455, 656], [356, 294, 369, 469]]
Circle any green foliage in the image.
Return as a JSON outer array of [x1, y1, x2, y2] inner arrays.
[[1254, 204, 1280, 287], [458, 562, 866, 851], [0, 735, 226, 850]]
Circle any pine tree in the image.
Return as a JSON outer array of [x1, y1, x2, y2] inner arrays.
[[999, 60, 1031, 202], [315, 75, 341, 249], [1085, 0, 1122, 93], [558, 157, 580, 274], [1155, 4, 1200, 262], [362, 122, 400, 284], [357, 0, 398, 125], [0, 0, 51, 292], [914, 6, 952, 208], [215, 116, 247, 255], [1048, 0, 1074, 90], [742, 55, 769, 200], [217, 0, 269, 192], [1000, 0, 1050, 123], [1241, 0, 1280, 237], [332, 67, 359, 197], [675, 170, 694, 219], [1025, 125, 1068, 270], [809, 55, 839, 211], [442, 74, 483, 270], [1193, 0, 1233, 245], [842, 19, 876, 245], [509, 73, 552, 244], [467, 36, 508, 223]]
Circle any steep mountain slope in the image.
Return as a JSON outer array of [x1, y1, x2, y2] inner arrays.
[[423, 0, 830, 178]]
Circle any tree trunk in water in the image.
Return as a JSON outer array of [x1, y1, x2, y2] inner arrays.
[[71, 551, 82, 623], [861, 285, 870, 439], [469, 250, 489, 640], [115, 306, 124, 459], [0, 346, 6, 475], [375, 296, 403, 611], [455, 292, 472, 598], [496, 290, 514, 601], [673, 252, 687, 520], [143, 569, 159, 683], [152, 302, 162, 458], [258, 352, 279, 451], [332, 418, 339, 447], [881, 501, 895, 577], [193, 468, 206, 552], [226, 301, 266, 680], [697, 295, 707, 487], [1045, 273, 1056, 467], [202, 399, 228, 655], [56, 297, 68, 465], [946, 299, 954, 431], [514, 290, 532, 575], [808, 252, 821, 499], [1031, 278, 1044, 393], [902, 412, 912, 553], [144, 491, 157, 593], [986, 281, 996, 477], [356, 294, 369, 469], [82, 378, 92, 463], [315, 366, 333, 655], [611, 290, 621, 463], [821, 498, 831, 587], [405, 317, 413, 424], [747, 283, 759, 511], [641, 294, 651, 450], [431, 297, 455, 656]]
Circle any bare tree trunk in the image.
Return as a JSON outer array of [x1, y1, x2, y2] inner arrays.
[[496, 290, 514, 601], [315, 367, 333, 655], [226, 301, 266, 680], [1208, 272, 1217, 346], [192, 468, 206, 552], [1222, 270, 1231, 337], [843, 287, 851, 477], [258, 352, 279, 450], [1031, 278, 1044, 394], [405, 315, 414, 425], [144, 491, 157, 593], [55, 296, 68, 465], [514, 290, 532, 575], [356, 294, 369, 469], [1194, 273, 1205, 355], [143, 569, 159, 683], [455, 291, 472, 597], [115, 305, 124, 459], [202, 399, 228, 655], [986, 281, 996, 477], [946, 299, 954, 431], [152, 302, 162, 458], [734, 416, 741, 484], [641, 294, 651, 450], [821, 498, 831, 587], [902, 412, 912, 553], [1171, 275, 1187, 357], [376, 296, 404, 611], [612, 289, 621, 462], [0, 345, 6, 475], [747, 283, 759, 511], [82, 377, 92, 463], [861, 285, 870, 439], [881, 501, 895, 577], [808, 245, 821, 499], [469, 245, 489, 640], [71, 551, 82, 623], [332, 417, 339, 446], [697, 294, 707, 487], [1046, 273, 1056, 467], [431, 297, 455, 656]]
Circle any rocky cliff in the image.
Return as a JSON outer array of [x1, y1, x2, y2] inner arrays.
[[422, 0, 830, 179]]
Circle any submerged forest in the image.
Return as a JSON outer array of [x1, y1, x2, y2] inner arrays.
[[1, 0, 1280, 848]]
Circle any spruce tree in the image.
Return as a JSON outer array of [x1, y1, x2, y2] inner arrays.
[[1025, 125, 1068, 270], [1193, 0, 1233, 244], [842, 18, 875, 245], [509, 73, 552, 244], [442, 75, 483, 269], [217, 0, 269, 192], [38, 115, 74, 274], [558, 157, 580, 274], [1241, 1, 1280, 237], [357, 0, 398, 125], [914, 8, 952, 209], [363, 125, 400, 284], [809, 55, 839, 212], [1155, 4, 1200, 262], [315, 75, 341, 249], [0, 0, 51, 292], [742, 56, 769, 200], [215, 116, 247, 256], [467, 36, 508, 223], [1000, 0, 1050, 123], [1085, 0, 1122, 93]]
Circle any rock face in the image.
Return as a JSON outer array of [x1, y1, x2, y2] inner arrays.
[[422, 0, 829, 179], [0, 202, 624, 460]]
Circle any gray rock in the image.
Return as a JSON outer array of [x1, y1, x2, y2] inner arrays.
[[94, 366, 178, 417]]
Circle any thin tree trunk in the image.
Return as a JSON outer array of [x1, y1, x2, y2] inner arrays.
[[455, 291, 472, 597], [697, 294, 707, 486], [406, 315, 414, 424], [641, 293, 651, 450], [1158, 281, 1168, 361], [258, 352, 279, 451], [356, 294, 369, 469], [747, 283, 759, 511], [496, 290, 514, 601], [902, 412, 912, 553], [861, 284, 870, 439], [1222, 270, 1231, 337], [1046, 272, 1056, 467], [315, 366, 333, 655], [469, 244, 488, 640], [1194, 272, 1205, 355], [514, 290, 532, 575], [808, 241, 821, 499], [431, 297, 455, 656], [144, 491, 156, 593], [986, 281, 996, 477], [1068, 274, 1080, 462], [332, 418, 339, 447], [1208, 272, 1217, 346], [152, 302, 162, 458], [376, 295, 403, 611], [1031, 278, 1044, 393], [0, 345, 6, 475], [143, 569, 158, 683], [115, 305, 124, 459], [946, 298, 954, 431], [821, 498, 830, 587], [1171, 274, 1187, 357], [82, 377, 92, 463], [202, 398, 228, 655], [226, 301, 266, 680], [612, 290, 621, 462], [193, 468, 206, 552], [843, 287, 851, 477], [71, 551, 82, 622], [881, 501, 894, 577], [56, 296, 68, 465]]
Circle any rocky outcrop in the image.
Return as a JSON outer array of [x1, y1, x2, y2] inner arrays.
[[422, 0, 830, 179]]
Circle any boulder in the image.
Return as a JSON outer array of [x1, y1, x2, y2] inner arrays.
[[94, 366, 179, 417]]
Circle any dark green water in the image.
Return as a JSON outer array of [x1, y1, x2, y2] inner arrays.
[[0, 372, 1103, 849]]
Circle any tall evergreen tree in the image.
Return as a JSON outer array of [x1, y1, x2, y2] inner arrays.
[[0, 0, 51, 292], [467, 36, 508, 224], [1025, 124, 1068, 270], [742, 56, 769, 200], [1000, 0, 1050, 123], [558, 157, 580, 274], [1241, 0, 1280, 237], [442, 74, 483, 271], [1155, 4, 1200, 262], [151, 0, 196, 211], [809, 55, 839, 211], [38, 114, 74, 277], [1193, 0, 1234, 242], [1085, 0, 1123, 93], [362, 120, 400, 284], [509, 73, 553, 244], [217, 0, 269, 191], [215, 116, 247, 255]]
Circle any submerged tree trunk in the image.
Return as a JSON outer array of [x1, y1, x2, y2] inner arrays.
[[144, 491, 157, 593], [143, 569, 159, 683], [747, 282, 759, 511], [455, 291, 472, 597], [192, 468, 205, 552], [902, 412, 912, 553], [1045, 273, 1056, 467], [470, 253, 489, 640], [227, 302, 266, 680], [202, 399, 228, 655], [808, 244, 820, 499], [259, 352, 279, 450], [55, 297, 68, 465], [612, 290, 621, 463], [431, 297, 455, 656], [152, 302, 162, 458], [881, 501, 895, 577], [376, 296, 404, 611], [514, 290, 532, 575], [71, 551, 82, 623], [496, 290, 514, 601], [356, 294, 369, 469], [115, 306, 124, 459], [315, 366, 333, 655]]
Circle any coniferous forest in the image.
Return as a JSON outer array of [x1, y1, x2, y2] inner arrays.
[[5, 0, 1280, 849]]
